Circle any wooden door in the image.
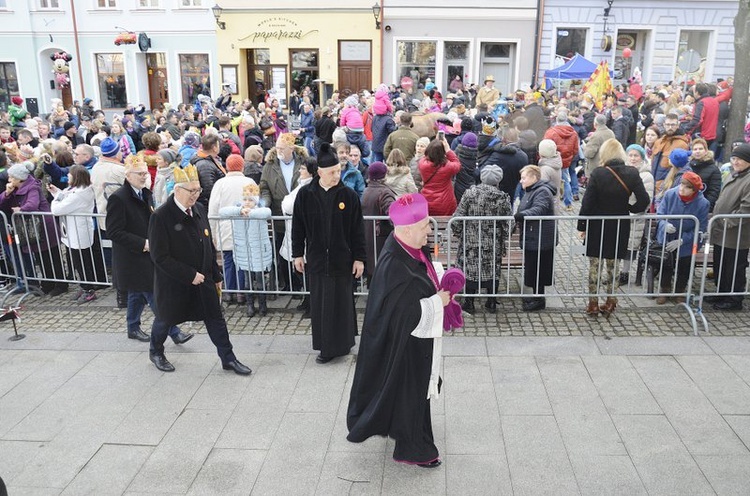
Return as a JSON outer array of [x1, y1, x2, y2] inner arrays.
[[146, 53, 168, 111], [338, 41, 372, 95]]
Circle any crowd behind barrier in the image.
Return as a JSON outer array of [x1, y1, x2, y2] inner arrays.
[[4, 210, 750, 335]]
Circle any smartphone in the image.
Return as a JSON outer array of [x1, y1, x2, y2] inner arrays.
[[437, 130, 445, 141]]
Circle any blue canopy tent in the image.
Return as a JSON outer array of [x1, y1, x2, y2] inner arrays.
[[544, 53, 614, 90]]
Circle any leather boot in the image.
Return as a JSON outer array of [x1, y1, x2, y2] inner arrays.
[[116, 289, 128, 309], [585, 298, 600, 316], [599, 297, 617, 319], [246, 293, 256, 318], [258, 294, 268, 316], [484, 297, 497, 313], [461, 299, 475, 314]]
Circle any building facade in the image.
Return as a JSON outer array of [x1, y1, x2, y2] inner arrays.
[[381, 0, 539, 96], [214, 1, 381, 109], [539, 0, 738, 86], [0, 0, 217, 115]]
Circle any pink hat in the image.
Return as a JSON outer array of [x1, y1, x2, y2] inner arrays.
[[389, 193, 429, 226]]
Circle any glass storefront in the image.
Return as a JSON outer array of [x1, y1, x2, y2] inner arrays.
[[397, 41, 436, 93], [96, 53, 127, 109], [0, 62, 19, 110], [179, 53, 210, 105]]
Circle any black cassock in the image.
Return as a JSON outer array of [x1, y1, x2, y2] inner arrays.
[[346, 233, 441, 463]]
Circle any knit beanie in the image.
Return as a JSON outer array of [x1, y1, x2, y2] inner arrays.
[[669, 148, 691, 169], [731, 143, 750, 164], [317, 143, 338, 168], [480, 164, 504, 187], [368, 161, 387, 181], [11, 96, 23, 106], [182, 131, 200, 149], [100, 137, 120, 157], [681, 171, 703, 192], [8, 162, 32, 181], [157, 148, 177, 165], [63, 121, 76, 131], [538, 139, 557, 158], [626, 144, 646, 160], [461, 132, 478, 149], [226, 154, 244, 172]]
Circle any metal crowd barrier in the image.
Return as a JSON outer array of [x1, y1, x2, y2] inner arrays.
[[696, 213, 750, 333], [9, 211, 110, 306], [0, 210, 22, 305]]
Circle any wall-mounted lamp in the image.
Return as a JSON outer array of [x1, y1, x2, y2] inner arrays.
[[212, 4, 226, 30], [600, 0, 614, 51], [372, 2, 381, 30]]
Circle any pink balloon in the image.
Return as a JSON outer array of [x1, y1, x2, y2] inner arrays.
[[622, 47, 632, 59]]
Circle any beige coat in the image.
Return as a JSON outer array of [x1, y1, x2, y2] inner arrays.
[[384, 165, 418, 198], [710, 169, 750, 249], [583, 127, 616, 175], [628, 161, 654, 250]]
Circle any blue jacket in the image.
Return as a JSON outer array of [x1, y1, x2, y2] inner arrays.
[[44, 156, 97, 185], [218, 205, 274, 272], [656, 187, 709, 258], [341, 162, 365, 200], [299, 110, 315, 139], [178, 145, 198, 168]]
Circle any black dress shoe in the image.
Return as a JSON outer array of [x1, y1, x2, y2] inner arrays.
[[171, 331, 194, 345], [712, 300, 744, 311], [417, 459, 442, 468], [315, 354, 334, 364], [523, 297, 546, 312], [128, 329, 150, 342], [149, 354, 175, 372], [222, 360, 252, 375], [484, 298, 497, 313]]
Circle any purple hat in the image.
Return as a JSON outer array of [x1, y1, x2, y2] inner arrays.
[[182, 131, 201, 149], [389, 193, 429, 226], [669, 148, 691, 169], [461, 132, 478, 149], [368, 161, 387, 180]]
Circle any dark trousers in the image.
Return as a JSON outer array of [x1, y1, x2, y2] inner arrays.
[[129, 291, 179, 338], [34, 245, 68, 293], [658, 255, 692, 293], [68, 241, 107, 291], [150, 316, 235, 364], [713, 245, 749, 304]]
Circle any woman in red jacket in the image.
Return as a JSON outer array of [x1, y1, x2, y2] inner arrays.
[[418, 137, 461, 215]]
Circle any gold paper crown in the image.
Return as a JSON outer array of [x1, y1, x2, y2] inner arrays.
[[124, 154, 146, 170], [174, 164, 199, 184]]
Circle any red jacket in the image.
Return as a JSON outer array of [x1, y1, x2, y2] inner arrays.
[[685, 95, 719, 141], [419, 150, 461, 216], [544, 125, 580, 169]]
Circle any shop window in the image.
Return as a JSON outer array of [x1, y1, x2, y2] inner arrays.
[[290, 49, 319, 96], [97, 0, 116, 7], [397, 41, 436, 91], [0, 62, 19, 111], [444, 42, 468, 93], [484, 44, 511, 59], [40, 0, 59, 8], [678, 30, 711, 59], [254, 49, 270, 66], [0, 1, 7, 8], [179, 53, 210, 105], [556, 28, 587, 60], [96, 53, 127, 109]]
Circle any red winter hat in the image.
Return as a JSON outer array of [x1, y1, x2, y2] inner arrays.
[[681, 171, 703, 192], [11, 96, 23, 106], [226, 153, 244, 172]]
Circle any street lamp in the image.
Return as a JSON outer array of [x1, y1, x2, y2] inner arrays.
[[212, 4, 226, 30], [372, 2, 381, 30]]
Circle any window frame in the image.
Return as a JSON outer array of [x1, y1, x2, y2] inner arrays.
[[179, 0, 202, 7], [95, 52, 128, 110], [137, 0, 160, 7], [178, 52, 211, 106], [39, 0, 60, 9], [95, 0, 117, 8], [288, 49, 320, 100], [0, 61, 20, 111]]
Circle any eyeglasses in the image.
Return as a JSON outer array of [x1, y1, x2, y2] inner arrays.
[[128, 171, 149, 177], [664, 122, 679, 128], [178, 186, 203, 195]]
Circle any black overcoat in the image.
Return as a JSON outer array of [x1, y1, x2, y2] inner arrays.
[[106, 183, 155, 292], [347, 234, 437, 446], [578, 159, 650, 259], [148, 196, 223, 327]]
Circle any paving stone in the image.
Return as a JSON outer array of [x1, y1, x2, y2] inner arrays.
[[0, 440, 48, 485], [595, 336, 714, 355], [187, 448, 266, 496], [694, 454, 750, 496], [702, 336, 750, 354], [537, 356, 627, 456], [502, 415, 579, 495], [315, 451, 384, 495], [612, 414, 715, 495], [582, 355, 662, 415], [568, 454, 647, 496], [724, 415, 750, 447], [445, 454, 512, 495], [677, 355, 750, 414], [61, 444, 153, 496], [287, 354, 353, 414], [486, 336, 600, 356], [489, 356, 552, 415], [630, 356, 748, 455]]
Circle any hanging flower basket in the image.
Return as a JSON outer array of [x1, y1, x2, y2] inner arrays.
[[114, 32, 137, 46]]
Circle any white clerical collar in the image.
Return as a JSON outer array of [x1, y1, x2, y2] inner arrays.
[[173, 196, 190, 215]]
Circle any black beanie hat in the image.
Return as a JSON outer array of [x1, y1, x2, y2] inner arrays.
[[317, 142, 339, 168]]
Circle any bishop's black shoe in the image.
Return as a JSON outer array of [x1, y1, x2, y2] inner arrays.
[[149, 354, 175, 372], [128, 328, 150, 342], [711, 300, 744, 311], [222, 360, 252, 375], [315, 354, 333, 364], [171, 331, 194, 345], [417, 459, 442, 468]]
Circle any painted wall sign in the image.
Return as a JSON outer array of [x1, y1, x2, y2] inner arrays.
[[239, 17, 319, 43]]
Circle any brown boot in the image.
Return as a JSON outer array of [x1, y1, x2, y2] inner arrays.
[[599, 297, 617, 319], [585, 298, 600, 316]]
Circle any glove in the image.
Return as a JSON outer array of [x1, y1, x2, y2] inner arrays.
[[514, 212, 524, 223], [665, 223, 677, 234], [665, 239, 683, 252]]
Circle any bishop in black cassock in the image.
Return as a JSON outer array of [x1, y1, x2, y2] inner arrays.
[[346, 193, 449, 468]]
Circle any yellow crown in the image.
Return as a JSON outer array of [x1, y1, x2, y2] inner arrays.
[[124, 154, 146, 171], [173, 164, 199, 184]]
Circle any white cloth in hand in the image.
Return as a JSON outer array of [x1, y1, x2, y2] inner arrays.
[[665, 239, 683, 252], [665, 223, 677, 234]]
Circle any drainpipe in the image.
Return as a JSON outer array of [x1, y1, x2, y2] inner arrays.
[[70, 0, 85, 99], [531, 0, 544, 86], [380, 0, 384, 84]]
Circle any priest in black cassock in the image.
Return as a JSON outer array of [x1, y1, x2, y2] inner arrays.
[[292, 143, 366, 363], [346, 193, 450, 468]]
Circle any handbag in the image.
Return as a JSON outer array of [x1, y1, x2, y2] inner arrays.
[[16, 215, 43, 247], [646, 243, 674, 271]]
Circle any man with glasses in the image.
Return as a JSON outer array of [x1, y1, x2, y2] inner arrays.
[[148, 165, 251, 375], [650, 113, 690, 202], [107, 156, 193, 348]]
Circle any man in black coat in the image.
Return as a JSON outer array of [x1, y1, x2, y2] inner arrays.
[[292, 143, 366, 364], [148, 165, 251, 375], [106, 159, 193, 346]]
